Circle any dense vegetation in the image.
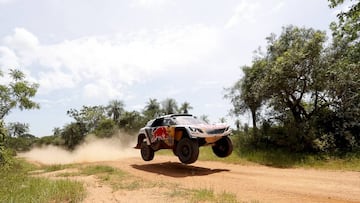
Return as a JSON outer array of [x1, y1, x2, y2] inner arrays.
[[225, 1, 359, 154], [55, 98, 197, 149]]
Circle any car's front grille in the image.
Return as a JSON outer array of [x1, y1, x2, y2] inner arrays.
[[206, 128, 227, 134]]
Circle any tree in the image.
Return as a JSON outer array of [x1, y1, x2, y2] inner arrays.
[[143, 98, 161, 119], [0, 69, 39, 165], [118, 110, 144, 131], [7, 122, 29, 137], [94, 119, 117, 138], [235, 119, 241, 131], [326, 0, 360, 149], [329, 0, 359, 50], [52, 127, 62, 136], [106, 100, 125, 123], [225, 60, 267, 136], [61, 122, 87, 150], [67, 105, 106, 133], [161, 98, 178, 114], [179, 102, 193, 114], [264, 26, 327, 124], [0, 69, 39, 120], [219, 117, 227, 123]]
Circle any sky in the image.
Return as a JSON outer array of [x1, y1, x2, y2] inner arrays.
[[0, 0, 341, 136]]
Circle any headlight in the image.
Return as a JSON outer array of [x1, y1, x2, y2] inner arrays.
[[189, 127, 203, 133]]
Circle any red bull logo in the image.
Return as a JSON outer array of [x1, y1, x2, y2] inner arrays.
[[151, 127, 168, 142]]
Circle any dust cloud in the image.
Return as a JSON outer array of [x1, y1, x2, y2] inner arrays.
[[19, 132, 139, 165]]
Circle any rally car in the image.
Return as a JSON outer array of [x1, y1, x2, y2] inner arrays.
[[134, 114, 233, 164]]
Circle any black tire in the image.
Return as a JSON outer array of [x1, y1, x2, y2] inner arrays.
[[212, 136, 233, 158], [141, 142, 154, 161], [176, 138, 199, 164]]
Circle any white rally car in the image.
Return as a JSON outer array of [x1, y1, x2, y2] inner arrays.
[[134, 114, 233, 164]]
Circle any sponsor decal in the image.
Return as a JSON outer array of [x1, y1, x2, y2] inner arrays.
[[151, 127, 169, 142]]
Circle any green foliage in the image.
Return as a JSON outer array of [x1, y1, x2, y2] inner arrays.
[[0, 69, 39, 167], [6, 122, 29, 137], [5, 136, 38, 152], [232, 131, 360, 170], [161, 98, 178, 114], [67, 105, 106, 133], [35, 135, 64, 146], [179, 101, 193, 114], [0, 159, 85, 203], [118, 110, 145, 132], [94, 118, 117, 137], [57, 97, 195, 149], [0, 69, 39, 120], [227, 23, 359, 153], [199, 114, 210, 123], [143, 98, 161, 119], [61, 122, 87, 150], [106, 100, 125, 124], [225, 60, 268, 136]]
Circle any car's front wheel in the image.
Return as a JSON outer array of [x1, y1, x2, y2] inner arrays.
[[176, 138, 199, 164], [212, 136, 233, 158], [141, 142, 154, 161]]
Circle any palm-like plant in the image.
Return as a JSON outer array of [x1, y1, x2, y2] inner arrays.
[[200, 115, 210, 124], [106, 100, 125, 123], [143, 98, 161, 119], [179, 102, 193, 114], [161, 98, 178, 115]]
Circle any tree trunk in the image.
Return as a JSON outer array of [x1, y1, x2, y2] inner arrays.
[[251, 109, 258, 141]]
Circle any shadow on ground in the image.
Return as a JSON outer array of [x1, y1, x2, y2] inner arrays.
[[131, 162, 230, 178]]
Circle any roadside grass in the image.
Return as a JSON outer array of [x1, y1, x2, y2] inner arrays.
[[43, 163, 77, 172], [237, 147, 360, 171], [166, 187, 238, 203], [156, 144, 360, 171], [0, 158, 86, 203], [81, 165, 117, 175], [80, 165, 150, 191]]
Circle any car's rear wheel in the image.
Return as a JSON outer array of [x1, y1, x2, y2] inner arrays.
[[212, 136, 233, 158], [141, 142, 154, 161], [176, 138, 199, 164]]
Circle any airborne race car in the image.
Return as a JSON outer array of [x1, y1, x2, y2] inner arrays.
[[134, 114, 233, 164]]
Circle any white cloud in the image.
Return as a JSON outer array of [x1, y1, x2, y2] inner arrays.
[[37, 71, 78, 94], [83, 80, 123, 100], [0, 46, 19, 68], [3, 28, 39, 51], [130, 0, 172, 8], [0, 0, 14, 4], [2, 28, 39, 67], [225, 0, 286, 29], [0, 26, 218, 100], [225, 0, 260, 29], [270, 1, 285, 14]]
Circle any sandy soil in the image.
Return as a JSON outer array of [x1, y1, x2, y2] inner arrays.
[[35, 155, 360, 203]]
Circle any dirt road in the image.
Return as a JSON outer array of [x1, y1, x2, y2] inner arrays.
[[22, 136, 360, 202], [65, 155, 359, 203]]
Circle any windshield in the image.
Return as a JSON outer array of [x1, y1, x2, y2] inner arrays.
[[173, 116, 206, 125]]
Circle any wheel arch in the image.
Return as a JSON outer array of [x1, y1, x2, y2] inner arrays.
[[174, 127, 191, 141], [135, 133, 150, 149]]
